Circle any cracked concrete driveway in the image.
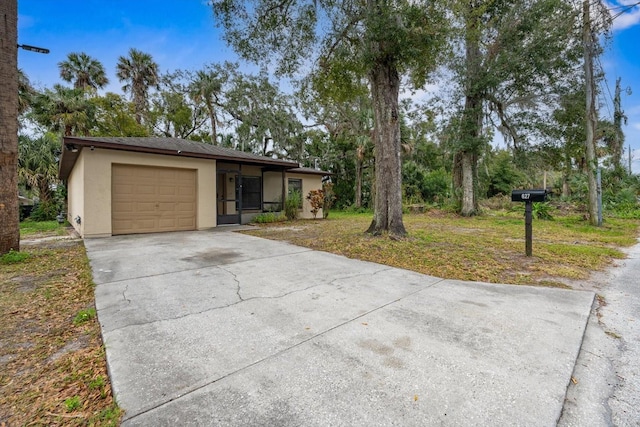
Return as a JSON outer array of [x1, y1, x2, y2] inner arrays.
[[86, 229, 595, 426]]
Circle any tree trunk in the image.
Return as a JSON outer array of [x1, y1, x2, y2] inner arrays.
[[207, 99, 217, 145], [454, 2, 482, 217], [0, 0, 20, 254], [460, 151, 477, 216], [366, 59, 406, 237], [355, 157, 363, 208], [583, 0, 599, 226]]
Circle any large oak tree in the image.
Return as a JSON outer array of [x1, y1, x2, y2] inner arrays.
[[211, 0, 446, 237]]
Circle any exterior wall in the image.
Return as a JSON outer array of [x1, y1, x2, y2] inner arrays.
[[263, 171, 284, 211], [68, 148, 217, 237], [286, 173, 324, 219], [66, 152, 85, 236]]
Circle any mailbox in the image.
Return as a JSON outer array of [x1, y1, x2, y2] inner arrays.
[[511, 189, 547, 203]]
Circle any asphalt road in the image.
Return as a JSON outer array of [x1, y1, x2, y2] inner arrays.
[[559, 238, 640, 426]]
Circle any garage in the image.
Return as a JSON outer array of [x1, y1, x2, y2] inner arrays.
[[111, 164, 197, 235]]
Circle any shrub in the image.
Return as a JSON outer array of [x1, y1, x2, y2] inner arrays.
[[30, 200, 60, 221], [306, 189, 324, 219], [285, 190, 301, 220], [322, 182, 336, 219], [252, 212, 286, 223]]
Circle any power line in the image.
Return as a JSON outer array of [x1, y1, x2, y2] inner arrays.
[[610, 1, 640, 21]]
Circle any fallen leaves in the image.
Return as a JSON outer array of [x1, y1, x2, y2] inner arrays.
[[243, 210, 639, 287], [0, 237, 121, 425]]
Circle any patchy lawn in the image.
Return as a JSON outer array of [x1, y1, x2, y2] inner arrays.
[[244, 210, 640, 287], [0, 226, 121, 426]]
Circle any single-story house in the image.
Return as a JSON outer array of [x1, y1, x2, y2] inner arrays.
[[58, 136, 329, 238]]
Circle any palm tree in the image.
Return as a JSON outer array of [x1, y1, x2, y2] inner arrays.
[[58, 52, 109, 93], [189, 69, 222, 145], [0, 0, 20, 253], [18, 134, 60, 207], [18, 69, 34, 116], [116, 48, 159, 125], [30, 85, 94, 137]]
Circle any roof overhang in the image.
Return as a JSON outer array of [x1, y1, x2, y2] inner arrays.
[[59, 136, 302, 180]]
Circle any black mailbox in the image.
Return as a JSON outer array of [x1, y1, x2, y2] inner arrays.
[[511, 189, 547, 203]]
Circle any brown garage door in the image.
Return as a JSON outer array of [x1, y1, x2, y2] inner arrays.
[[112, 164, 196, 235]]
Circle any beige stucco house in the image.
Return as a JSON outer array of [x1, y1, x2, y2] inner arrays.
[[58, 136, 329, 238]]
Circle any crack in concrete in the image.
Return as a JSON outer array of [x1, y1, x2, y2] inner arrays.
[[122, 283, 131, 304], [103, 266, 403, 334], [93, 248, 313, 286], [121, 276, 446, 423]]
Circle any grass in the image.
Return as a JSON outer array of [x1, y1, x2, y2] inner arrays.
[[1, 210, 636, 424], [0, 229, 121, 426], [243, 209, 639, 287], [20, 219, 69, 236]]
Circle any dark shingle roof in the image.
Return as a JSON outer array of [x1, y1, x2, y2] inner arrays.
[[59, 136, 303, 179]]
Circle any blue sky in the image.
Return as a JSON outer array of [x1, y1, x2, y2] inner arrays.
[[17, 0, 640, 172]]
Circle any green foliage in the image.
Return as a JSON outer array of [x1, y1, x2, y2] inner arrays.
[[322, 182, 336, 219], [402, 161, 450, 204], [533, 202, 554, 220], [20, 220, 65, 235], [285, 190, 301, 220], [64, 396, 82, 412], [485, 150, 526, 197], [252, 212, 286, 223], [29, 85, 95, 136], [30, 201, 61, 222], [18, 134, 62, 207], [58, 52, 109, 92], [511, 202, 554, 220], [73, 308, 97, 326], [90, 93, 149, 137], [0, 250, 30, 265]]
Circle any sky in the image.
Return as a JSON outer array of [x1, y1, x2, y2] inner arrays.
[[16, 0, 640, 173]]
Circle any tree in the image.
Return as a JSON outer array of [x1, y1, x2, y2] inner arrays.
[[90, 93, 149, 137], [189, 68, 223, 145], [58, 52, 109, 93], [18, 69, 34, 117], [149, 72, 208, 139], [448, 0, 582, 215], [0, 0, 19, 254], [18, 134, 60, 209], [116, 48, 159, 125], [212, 0, 446, 237], [30, 85, 95, 136]]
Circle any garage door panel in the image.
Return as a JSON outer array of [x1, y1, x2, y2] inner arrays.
[[112, 165, 197, 235]]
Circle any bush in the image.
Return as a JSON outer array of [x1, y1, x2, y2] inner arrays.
[[252, 212, 286, 223], [322, 182, 336, 219], [285, 190, 301, 220], [306, 189, 324, 219], [29, 200, 60, 222]]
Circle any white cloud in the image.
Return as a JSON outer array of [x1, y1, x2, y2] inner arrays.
[[608, 1, 640, 31]]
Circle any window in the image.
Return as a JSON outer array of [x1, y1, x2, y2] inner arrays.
[[241, 176, 261, 210], [288, 178, 302, 208]]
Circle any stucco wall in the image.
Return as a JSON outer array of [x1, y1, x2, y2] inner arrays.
[[286, 173, 324, 219], [68, 148, 217, 237], [66, 152, 85, 236]]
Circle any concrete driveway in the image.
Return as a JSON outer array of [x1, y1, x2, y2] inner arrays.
[[86, 229, 594, 426]]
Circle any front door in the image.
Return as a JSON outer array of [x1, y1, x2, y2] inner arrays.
[[217, 171, 240, 225]]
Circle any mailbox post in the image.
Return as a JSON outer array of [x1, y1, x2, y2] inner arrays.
[[511, 189, 547, 257]]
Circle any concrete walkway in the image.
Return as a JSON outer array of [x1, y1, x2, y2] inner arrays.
[[86, 230, 595, 426]]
